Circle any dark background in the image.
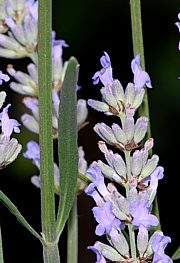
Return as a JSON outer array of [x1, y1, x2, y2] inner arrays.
[[0, 0, 180, 262]]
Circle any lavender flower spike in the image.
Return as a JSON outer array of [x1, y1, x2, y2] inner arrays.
[[92, 52, 113, 88], [0, 70, 10, 85], [131, 54, 152, 90]]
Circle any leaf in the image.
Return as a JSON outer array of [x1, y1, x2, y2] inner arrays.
[[0, 191, 43, 243], [172, 246, 180, 260], [56, 57, 79, 238]]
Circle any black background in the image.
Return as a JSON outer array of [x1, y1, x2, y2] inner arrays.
[[0, 0, 180, 262]]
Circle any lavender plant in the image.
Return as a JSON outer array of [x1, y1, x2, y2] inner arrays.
[[0, 0, 179, 262], [85, 52, 172, 263]]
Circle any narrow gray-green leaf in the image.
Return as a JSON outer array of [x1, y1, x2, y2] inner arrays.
[[172, 246, 180, 260], [56, 57, 79, 238], [0, 226, 4, 263], [0, 191, 43, 243]]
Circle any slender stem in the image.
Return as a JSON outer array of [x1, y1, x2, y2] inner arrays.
[[124, 151, 137, 261], [38, 0, 60, 262], [67, 197, 78, 263], [128, 224, 137, 262], [130, 0, 150, 139], [130, 0, 160, 230], [0, 226, 4, 263]]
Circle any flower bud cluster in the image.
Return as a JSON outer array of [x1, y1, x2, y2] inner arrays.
[[0, 72, 21, 168], [88, 52, 152, 118], [85, 52, 172, 262]]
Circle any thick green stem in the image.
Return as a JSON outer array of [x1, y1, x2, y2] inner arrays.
[[38, 0, 60, 261], [67, 197, 78, 263], [124, 151, 137, 261], [130, 0, 160, 230], [43, 243, 60, 263]]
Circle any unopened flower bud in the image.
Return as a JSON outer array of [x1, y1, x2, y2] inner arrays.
[[109, 228, 129, 257], [94, 241, 124, 262], [144, 138, 154, 151], [77, 99, 88, 128], [125, 83, 135, 105], [101, 88, 118, 109], [111, 123, 127, 145], [137, 225, 149, 257], [131, 150, 143, 176], [21, 113, 39, 134], [7, 64, 38, 96], [94, 123, 118, 145], [0, 137, 22, 168], [31, 176, 40, 188], [112, 153, 126, 179], [139, 155, 159, 181], [111, 79, 125, 102], [116, 195, 130, 215], [132, 88, 145, 109], [134, 116, 148, 144], [123, 117, 134, 142], [97, 160, 122, 183], [88, 99, 110, 113], [0, 91, 6, 109]]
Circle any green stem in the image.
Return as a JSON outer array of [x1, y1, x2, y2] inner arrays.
[[129, 0, 150, 138], [38, 0, 60, 261], [0, 226, 4, 263], [124, 151, 137, 261], [130, 0, 160, 230], [67, 197, 78, 263], [43, 243, 60, 263], [128, 224, 137, 262]]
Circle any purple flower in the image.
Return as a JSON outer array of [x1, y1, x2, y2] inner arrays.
[[175, 13, 180, 33], [142, 166, 164, 190], [131, 54, 152, 90], [130, 200, 159, 229], [0, 70, 10, 85], [52, 39, 68, 62], [92, 201, 121, 236], [152, 234, 172, 263], [85, 166, 110, 198], [23, 140, 40, 169], [175, 13, 180, 50], [0, 104, 20, 141], [92, 52, 113, 88], [88, 246, 106, 263]]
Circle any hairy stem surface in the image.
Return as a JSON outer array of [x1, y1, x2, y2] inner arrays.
[[67, 197, 78, 263], [38, 0, 60, 261]]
